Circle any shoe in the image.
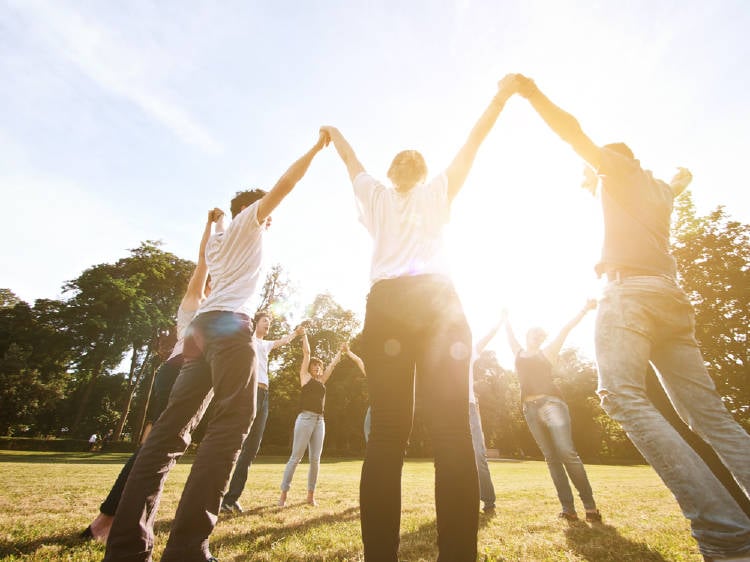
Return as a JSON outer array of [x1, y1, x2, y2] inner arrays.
[[585, 510, 602, 523], [231, 500, 243, 513], [482, 505, 496, 515], [559, 511, 579, 521], [220, 503, 236, 515], [79, 526, 94, 539]]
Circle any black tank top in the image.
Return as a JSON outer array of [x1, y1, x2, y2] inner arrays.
[[300, 378, 326, 415], [515, 352, 562, 402]]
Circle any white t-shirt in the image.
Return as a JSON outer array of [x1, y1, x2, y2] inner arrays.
[[254, 337, 275, 386], [197, 201, 265, 317], [353, 172, 451, 285], [168, 304, 198, 360]]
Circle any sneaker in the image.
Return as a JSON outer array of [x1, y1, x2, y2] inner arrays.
[[585, 510, 602, 523], [482, 504, 496, 515], [559, 511, 579, 521], [221, 501, 243, 514], [220, 503, 234, 515]]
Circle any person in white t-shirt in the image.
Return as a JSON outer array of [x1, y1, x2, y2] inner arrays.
[[221, 311, 305, 513], [321, 74, 520, 562], [105, 131, 329, 562]]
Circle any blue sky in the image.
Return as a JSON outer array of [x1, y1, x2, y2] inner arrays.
[[2, 0, 748, 364]]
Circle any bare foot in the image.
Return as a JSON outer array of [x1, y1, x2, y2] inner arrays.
[[278, 491, 287, 507], [306, 491, 317, 506], [89, 512, 114, 543]]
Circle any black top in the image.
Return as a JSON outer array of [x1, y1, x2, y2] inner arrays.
[[300, 378, 326, 415], [596, 148, 677, 278], [515, 352, 562, 402]]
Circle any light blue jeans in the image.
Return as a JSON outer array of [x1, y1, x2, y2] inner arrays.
[[596, 275, 750, 558], [469, 402, 496, 510], [280, 411, 325, 492], [523, 395, 596, 514]]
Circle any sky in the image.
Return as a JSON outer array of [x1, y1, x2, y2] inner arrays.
[[2, 0, 749, 367]]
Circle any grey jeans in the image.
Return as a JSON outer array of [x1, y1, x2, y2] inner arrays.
[[596, 275, 750, 558], [469, 402, 496, 509]]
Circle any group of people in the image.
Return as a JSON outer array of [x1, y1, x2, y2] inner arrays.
[[90, 73, 750, 562]]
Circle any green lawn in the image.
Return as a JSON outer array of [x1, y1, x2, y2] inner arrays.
[[0, 451, 702, 561]]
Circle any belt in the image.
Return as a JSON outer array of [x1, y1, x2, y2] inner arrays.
[[257, 382, 268, 390], [606, 268, 657, 283]]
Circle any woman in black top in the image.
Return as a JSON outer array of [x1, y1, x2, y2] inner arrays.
[[279, 329, 342, 507], [502, 301, 601, 522]]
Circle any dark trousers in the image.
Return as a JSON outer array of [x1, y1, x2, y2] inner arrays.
[[104, 311, 257, 562], [100, 359, 184, 516], [359, 275, 478, 562], [223, 385, 269, 505]]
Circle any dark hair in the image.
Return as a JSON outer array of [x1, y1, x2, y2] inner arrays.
[[253, 310, 270, 325], [387, 150, 428, 191], [603, 142, 634, 160], [230, 189, 267, 218], [309, 357, 324, 371]]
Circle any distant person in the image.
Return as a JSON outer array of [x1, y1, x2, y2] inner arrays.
[[81, 208, 222, 542], [321, 73, 520, 561], [221, 313, 305, 514], [88, 433, 98, 451], [104, 131, 329, 562], [278, 331, 351, 507], [501, 302, 601, 522], [515, 75, 750, 561]]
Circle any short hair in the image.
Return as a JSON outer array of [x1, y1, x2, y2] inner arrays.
[[230, 189, 267, 218], [387, 150, 428, 191], [253, 310, 270, 325], [603, 142, 634, 160]]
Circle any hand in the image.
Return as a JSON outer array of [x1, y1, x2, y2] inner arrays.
[[317, 128, 331, 149], [341, 342, 349, 353], [515, 74, 539, 99], [583, 299, 597, 312], [496, 73, 520, 97], [208, 208, 224, 223], [669, 167, 693, 196]]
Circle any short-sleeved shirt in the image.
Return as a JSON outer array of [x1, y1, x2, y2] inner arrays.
[[253, 337, 275, 387], [353, 172, 451, 285], [595, 148, 676, 277], [197, 201, 265, 317]]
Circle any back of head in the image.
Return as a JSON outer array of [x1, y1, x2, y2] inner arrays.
[[387, 150, 428, 192], [230, 189, 267, 218], [603, 142, 634, 160]]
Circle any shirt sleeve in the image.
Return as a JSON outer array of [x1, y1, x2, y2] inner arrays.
[[352, 172, 382, 234], [426, 173, 450, 225]]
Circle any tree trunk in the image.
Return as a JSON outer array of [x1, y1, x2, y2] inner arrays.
[[135, 362, 158, 442], [70, 361, 103, 436], [113, 345, 150, 441]]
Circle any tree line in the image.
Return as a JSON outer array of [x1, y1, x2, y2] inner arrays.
[[1, 193, 747, 462]]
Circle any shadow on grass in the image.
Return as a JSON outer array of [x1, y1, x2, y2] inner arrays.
[[565, 521, 669, 561], [0, 530, 94, 558], [0, 451, 200, 465]]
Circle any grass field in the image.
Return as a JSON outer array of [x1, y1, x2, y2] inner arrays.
[[0, 451, 703, 561]]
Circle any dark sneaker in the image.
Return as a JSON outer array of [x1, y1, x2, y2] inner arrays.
[[559, 511, 579, 521], [585, 510, 602, 523]]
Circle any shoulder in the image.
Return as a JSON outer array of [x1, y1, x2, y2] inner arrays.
[[226, 201, 262, 236], [353, 172, 385, 197]]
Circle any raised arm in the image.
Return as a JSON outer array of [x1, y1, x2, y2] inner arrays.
[[516, 76, 602, 170], [542, 299, 597, 364], [299, 330, 312, 386], [257, 131, 329, 223], [271, 323, 305, 351], [475, 318, 504, 354], [669, 167, 693, 197], [444, 74, 519, 201], [321, 346, 343, 384], [501, 310, 522, 357], [343, 342, 366, 376], [180, 208, 222, 312], [321, 126, 366, 182]]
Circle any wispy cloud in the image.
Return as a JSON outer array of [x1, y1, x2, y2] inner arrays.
[[8, 0, 222, 153]]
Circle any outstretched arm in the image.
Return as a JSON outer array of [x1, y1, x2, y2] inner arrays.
[[475, 318, 504, 354], [516, 76, 602, 170], [180, 208, 223, 311], [271, 323, 305, 351], [299, 330, 312, 386], [321, 346, 343, 384], [669, 167, 693, 197], [445, 74, 519, 201], [542, 299, 597, 364], [321, 126, 366, 181], [501, 310, 522, 357], [257, 131, 329, 223], [343, 342, 366, 376]]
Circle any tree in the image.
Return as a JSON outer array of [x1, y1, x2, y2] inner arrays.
[[672, 193, 750, 426]]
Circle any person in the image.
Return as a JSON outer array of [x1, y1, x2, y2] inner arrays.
[[515, 75, 750, 561], [81, 208, 222, 542], [88, 433, 98, 451], [469, 321, 504, 515], [221, 313, 305, 513], [104, 131, 329, 562], [278, 330, 346, 507], [321, 73, 520, 561], [501, 302, 601, 522]]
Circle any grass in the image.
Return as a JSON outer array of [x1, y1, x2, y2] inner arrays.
[[0, 451, 704, 561]]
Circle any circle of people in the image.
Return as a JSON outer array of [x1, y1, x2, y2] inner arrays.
[[83, 74, 750, 562]]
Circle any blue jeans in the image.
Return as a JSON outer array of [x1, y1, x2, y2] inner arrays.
[[363, 406, 372, 443], [469, 402, 496, 510], [596, 275, 750, 558], [523, 395, 596, 514], [280, 411, 325, 492], [223, 386, 269, 505]]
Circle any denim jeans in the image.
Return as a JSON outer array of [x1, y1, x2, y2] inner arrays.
[[523, 395, 596, 514], [280, 411, 325, 492], [363, 406, 372, 443], [596, 275, 750, 558], [469, 402, 496, 510], [105, 311, 256, 562], [223, 386, 269, 505], [360, 275, 478, 562]]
